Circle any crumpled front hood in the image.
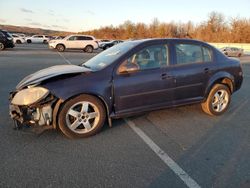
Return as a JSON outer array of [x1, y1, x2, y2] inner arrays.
[[16, 65, 90, 89]]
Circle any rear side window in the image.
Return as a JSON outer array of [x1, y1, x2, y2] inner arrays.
[[75, 36, 93, 40], [202, 46, 212, 62], [175, 44, 212, 65], [83, 36, 93, 40]]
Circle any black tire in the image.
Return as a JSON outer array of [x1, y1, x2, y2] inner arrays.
[[27, 39, 32, 43], [56, 44, 65, 52], [238, 53, 242, 57], [84, 45, 94, 53], [58, 94, 106, 138], [43, 40, 48, 44], [16, 40, 22, 44], [201, 84, 231, 116], [224, 52, 228, 56], [0, 42, 4, 51]]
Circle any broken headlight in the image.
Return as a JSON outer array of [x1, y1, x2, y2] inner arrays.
[[11, 87, 49, 106]]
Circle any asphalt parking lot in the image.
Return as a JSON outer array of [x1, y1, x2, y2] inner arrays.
[[0, 44, 249, 188]]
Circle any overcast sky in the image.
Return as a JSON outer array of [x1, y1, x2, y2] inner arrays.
[[0, 0, 249, 32]]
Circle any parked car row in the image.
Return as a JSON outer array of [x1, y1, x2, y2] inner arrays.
[[0, 28, 123, 53], [1, 29, 247, 56]]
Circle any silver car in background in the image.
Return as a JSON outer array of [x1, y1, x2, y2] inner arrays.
[[221, 47, 244, 57]]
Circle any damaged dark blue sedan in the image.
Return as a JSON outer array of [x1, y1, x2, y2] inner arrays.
[[9, 39, 243, 138]]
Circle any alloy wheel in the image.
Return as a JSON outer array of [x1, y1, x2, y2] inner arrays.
[[66, 101, 100, 134], [0, 43, 4, 50], [212, 89, 229, 112]]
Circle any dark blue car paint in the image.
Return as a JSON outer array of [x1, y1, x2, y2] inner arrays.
[[40, 39, 242, 119]]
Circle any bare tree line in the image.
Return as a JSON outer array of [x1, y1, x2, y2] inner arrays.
[[81, 12, 250, 43]]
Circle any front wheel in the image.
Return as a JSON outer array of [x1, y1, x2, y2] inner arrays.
[[58, 94, 106, 138], [0, 42, 5, 50], [56, 44, 65, 52], [201, 84, 231, 116]]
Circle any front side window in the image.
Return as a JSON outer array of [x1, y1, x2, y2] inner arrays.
[[68, 36, 77, 41], [118, 44, 168, 73]]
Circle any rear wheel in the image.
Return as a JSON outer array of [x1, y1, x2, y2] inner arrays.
[[56, 44, 65, 52], [16, 40, 22, 44], [84, 45, 94, 53], [58, 94, 106, 138], [201, 84, 231, 116], [238, 53, 242, 57], [43, 40, 48, 44], [27, 39, 31, 43], [0, 42, 4, 50]]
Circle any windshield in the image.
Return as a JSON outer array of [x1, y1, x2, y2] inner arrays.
[[81, 41, 137, 71]]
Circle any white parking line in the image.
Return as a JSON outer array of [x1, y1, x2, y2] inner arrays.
[[124, 118, 201, 188], [57, 51, 72, 64]]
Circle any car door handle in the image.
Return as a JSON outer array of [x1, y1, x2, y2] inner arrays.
[[161, 73, 174, 80]]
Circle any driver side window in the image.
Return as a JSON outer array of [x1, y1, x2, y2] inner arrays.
[[118, 44, 168, 73]]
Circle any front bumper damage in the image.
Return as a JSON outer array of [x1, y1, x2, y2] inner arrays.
[[9, 92, 57, 132]]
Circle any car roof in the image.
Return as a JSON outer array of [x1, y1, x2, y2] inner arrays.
[[68, 34, 94, 37], [128, 38, 210, 46]]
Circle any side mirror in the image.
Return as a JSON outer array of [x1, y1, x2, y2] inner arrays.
[[119, 63, 139, 74]]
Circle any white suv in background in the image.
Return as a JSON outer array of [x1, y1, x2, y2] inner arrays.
[[26, 35, 50, 44], [49, 35, 98, 53]]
